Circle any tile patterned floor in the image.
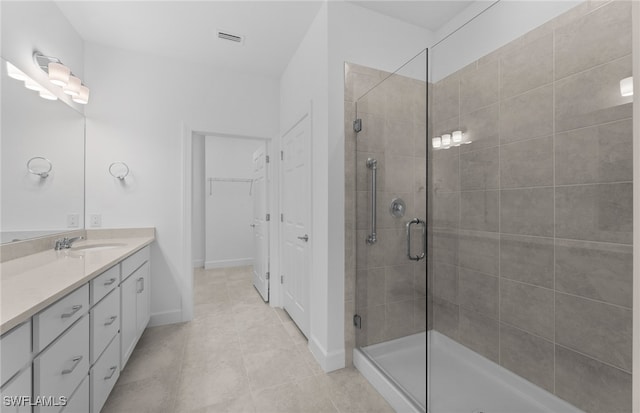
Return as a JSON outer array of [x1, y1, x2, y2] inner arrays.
[[102, 266, 395, 413]]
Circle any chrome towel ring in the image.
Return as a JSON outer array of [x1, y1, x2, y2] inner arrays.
[[109, 161, 130, 180], [27, 156, 53, 178]]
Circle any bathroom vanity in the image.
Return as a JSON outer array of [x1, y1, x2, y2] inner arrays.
[[0, 229, 155, 413]]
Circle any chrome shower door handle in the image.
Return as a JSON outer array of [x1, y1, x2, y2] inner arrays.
[[407, 218, 426, 261], [366, 158, 378, 245]]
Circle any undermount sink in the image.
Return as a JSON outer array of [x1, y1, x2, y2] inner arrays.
[[70, 243, 126, 252]]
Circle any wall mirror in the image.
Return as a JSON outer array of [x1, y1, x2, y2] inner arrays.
[[1, 57, 85, 243]]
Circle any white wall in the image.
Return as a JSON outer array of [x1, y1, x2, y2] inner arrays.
[[191, 134, 205, 267], [430, 0, 582, 81], [204, 136, 263, 269], [280, 1, 433, 371], [84, 42, 279, 326], [0, 1, 85, 110]]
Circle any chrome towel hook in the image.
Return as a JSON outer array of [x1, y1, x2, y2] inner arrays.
[[109, 161, 130, 180], [27, 156, 53, 178]]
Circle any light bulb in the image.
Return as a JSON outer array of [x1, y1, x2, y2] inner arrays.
[[72, 85, 90, 104], [63, 75, 81, 96], [48, 62, 70, 87], [6, 62, 27, 81], [441, 134, 451, 147], [620, 77, 633, 97], [432, 137, 442, 149], [39, 89, 58, 101]]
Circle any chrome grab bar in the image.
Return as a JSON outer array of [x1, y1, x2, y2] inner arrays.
[[407, 218, 426, 261], [366, 158, 378, 245]]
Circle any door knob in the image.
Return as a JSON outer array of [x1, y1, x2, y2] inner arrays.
[[297, 234, 309, 242]]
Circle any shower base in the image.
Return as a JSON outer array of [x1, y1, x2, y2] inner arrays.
[[428, 331, 584, 413], [354, 332, 426, 413]]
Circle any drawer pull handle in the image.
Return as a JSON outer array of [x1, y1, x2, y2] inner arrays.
[[137, 277, 144, 294], [61, 305, 82, 319], [103, 277, 117, 286], [104, 315, 118, 326], [104, 366, 118, 380], [62, 356, 83, 375]]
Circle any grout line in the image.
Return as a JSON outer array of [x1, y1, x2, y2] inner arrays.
[[497, 52, 503, 367], [552, 26, 557, 396]]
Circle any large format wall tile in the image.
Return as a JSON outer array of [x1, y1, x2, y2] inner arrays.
[[458, 230, 499, 276], [555, 56, 633, 132], [458, 308, 499, 363], [500, 188, 554, 237], [433, 298, 459, 340], [460, 104, 499, 153], [555, 345, 631, 413], [556, 293, 632, 372], [460, 61, 499, 114], [460, 147, 499, 190], [500, 33, 553, 99], [500, 323, 554, 393], [433, 192, 459, 229], [434, 262, 458, 304], [555, 0, 632, 80], [433, 75, 459, 123], [555, 118, 633, 185], [555, 183, 632, 244], [460, 190, 499, 232], [500, 279, 554, 340], [500, 136, 553, 188], [555, 239, 632, 308], [458, 268, 498, 318], [500, 234, 554, 288], [500, 85, 553, 144], [432, 229, 458, 266]]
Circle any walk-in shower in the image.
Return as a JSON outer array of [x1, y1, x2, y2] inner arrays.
[[346, 1, 635, 412]]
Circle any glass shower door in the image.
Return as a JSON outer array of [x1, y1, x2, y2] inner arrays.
[[352, 49, 428, 412]]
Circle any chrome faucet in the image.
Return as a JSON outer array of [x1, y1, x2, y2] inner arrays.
[[54, 236, 84, 250]]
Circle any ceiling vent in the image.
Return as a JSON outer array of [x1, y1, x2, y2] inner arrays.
[[217, 30, 245, 45]]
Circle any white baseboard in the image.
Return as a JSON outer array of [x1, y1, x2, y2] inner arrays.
[[192, 259, 204, 268], [309, 336, 345, 373], [204, 258, 253, 269], [148, 309, 183, 327]]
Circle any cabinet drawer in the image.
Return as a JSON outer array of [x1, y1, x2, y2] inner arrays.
[[90, 333, 120, 413], [90, 265, 120, 306], [33, 284, 89, 353], [0, 320, 31, 387], [90, 288, 120, 364], [60, 376, 89, 413], [34, 315, 89, 412], [0, 367, 31, 413], [121, 246, 149, 282]]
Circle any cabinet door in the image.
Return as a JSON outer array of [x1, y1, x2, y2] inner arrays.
[[135, 262, 150, 337], [0, 368, 31, 413], [120, 273, 137, 369]]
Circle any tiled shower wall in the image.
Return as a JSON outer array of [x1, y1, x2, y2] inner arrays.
[[344, 63, 427, 366], [431, 1, 633, 412]]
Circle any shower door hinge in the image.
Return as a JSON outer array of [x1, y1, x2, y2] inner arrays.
[[353, 118, 362, 133], [280, 151, 284, 161], [266, 155, 270, 163], [280, 213, 284, 222], [266, 213, 270, 221], [353, 314, 362, 329], [280, 275, 284, 284], [266, 272, 270, 280]]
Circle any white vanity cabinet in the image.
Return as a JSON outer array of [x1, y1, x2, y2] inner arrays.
[[0, 368, 32, 413], [120, 246, 150, 368]]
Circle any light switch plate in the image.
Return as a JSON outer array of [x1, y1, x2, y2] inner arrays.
[[90, 214, 102, 227], [67, 214, 79, 228]]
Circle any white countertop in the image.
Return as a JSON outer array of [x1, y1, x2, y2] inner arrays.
[[0, 235, 154, 334]]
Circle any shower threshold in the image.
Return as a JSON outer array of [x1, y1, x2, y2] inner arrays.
[[428, 331, 584, 413]]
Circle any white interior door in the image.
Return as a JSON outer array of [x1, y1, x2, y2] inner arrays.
[[252, 143, 269, 302], [280, 112, 311, 337]]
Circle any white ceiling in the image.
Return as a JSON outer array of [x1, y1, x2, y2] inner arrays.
[[56, 1, 324, 78], [56, 1, 477, 78], [348, 1, 474, 32]]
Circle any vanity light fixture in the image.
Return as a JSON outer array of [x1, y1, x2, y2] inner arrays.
[[6, 62, 27, 81], [432, 137, 442, 149], [39, 89, 58, 101], [33, 51, 90, 104], [432, 130, 472, 150], [452, 130, 463, 145], [23, 77, 43, 92], [441, 134, 452, 147], [620, 77, 633, 97]]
